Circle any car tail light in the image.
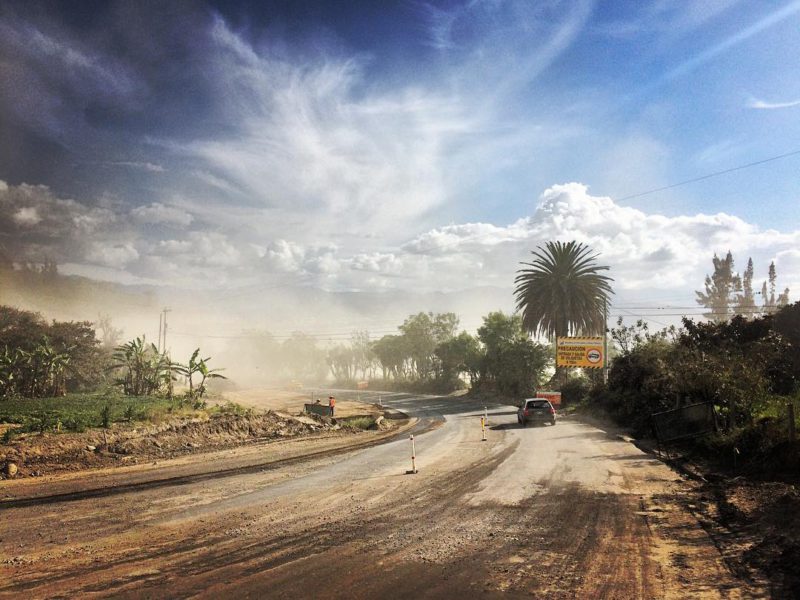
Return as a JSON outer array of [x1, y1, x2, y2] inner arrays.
[[549, 407, 555, 414], [524, 409, 529, 416]]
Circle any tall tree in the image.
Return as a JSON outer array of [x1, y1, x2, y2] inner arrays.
[[761, 261, 791, 314], [696, 251, 741, 322], [398, 312, 459, 380], [514, 241, 613, 339], [735, 257, 756, 318]]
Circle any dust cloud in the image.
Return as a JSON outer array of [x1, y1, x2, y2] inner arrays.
[[0, 263, 513, 388]]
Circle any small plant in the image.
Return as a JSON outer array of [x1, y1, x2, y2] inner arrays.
[[342, 416, 376, 430], [124, 404, 135, 422], [212, 401, 249, 417], [172, 349, 227, 401], [1, 428, 16, 444], [100, 404, 111, 428], [63, 416, 87, 433], [30, 412, 56, 434]]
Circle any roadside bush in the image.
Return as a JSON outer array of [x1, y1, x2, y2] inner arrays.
[[341, 416, 376, 430], [212, 401, 251, 417], [0, 306, 105, 398], [693, 414, 800, 474], [100, 405, 111, 428], [2, 428, 16, 444], [63, 416, 88, 433], [560, 377, 590, 406]]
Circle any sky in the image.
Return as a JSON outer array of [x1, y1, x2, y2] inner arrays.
[[1, 0, 800, 329]]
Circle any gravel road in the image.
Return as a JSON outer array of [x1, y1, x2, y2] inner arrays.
[[0, 393, 763, 599]]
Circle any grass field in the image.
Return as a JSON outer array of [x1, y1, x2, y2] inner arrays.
[[0, 391, 206, 435]]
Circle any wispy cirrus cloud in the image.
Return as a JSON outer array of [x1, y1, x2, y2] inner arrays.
[[747, 97, 800, 110]]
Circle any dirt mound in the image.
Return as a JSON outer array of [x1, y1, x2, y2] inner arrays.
[[0, 411, 342, 479], [698, 480, 800, 596]]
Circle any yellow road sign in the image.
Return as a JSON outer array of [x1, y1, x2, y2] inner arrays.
[[556, 337, 604, 368]]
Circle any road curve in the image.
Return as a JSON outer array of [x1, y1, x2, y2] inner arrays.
[[0, 394, 759, 599]]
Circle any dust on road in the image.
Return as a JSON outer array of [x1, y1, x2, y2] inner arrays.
[[0, 396, 763, 599]]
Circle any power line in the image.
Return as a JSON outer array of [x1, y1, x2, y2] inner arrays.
[[616, 148, 800, 201]]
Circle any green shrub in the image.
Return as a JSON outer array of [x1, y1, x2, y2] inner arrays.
[[1, 427, 16, 444], [63, 416, 87, 433], [341, 416, 376, 430], [560, 377, 590, 406], [100, 405, 111, 428]]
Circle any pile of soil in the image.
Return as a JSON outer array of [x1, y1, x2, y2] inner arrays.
[[0, 411, 345, 479]]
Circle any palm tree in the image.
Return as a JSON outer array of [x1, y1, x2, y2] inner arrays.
[[514, 241, 613, 339]]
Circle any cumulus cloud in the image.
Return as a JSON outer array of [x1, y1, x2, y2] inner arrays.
[[86, 241, 139, 268], [0, 182, 117, 262], [2, 177, 798, 302], [395, 183, 800, 293], [12, 207, 42, 226]]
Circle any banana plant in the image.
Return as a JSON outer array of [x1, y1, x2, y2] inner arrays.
[[110, 336, 173, 396], [173, 348, 226, 399]]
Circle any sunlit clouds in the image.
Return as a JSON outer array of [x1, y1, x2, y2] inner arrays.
[[1, 0, 799, 314], [3, 179, 798, 300]]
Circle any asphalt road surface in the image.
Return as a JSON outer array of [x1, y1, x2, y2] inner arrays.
[[0, 393, 761, 599]]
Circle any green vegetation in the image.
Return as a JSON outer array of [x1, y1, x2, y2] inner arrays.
[[340, 416, 377, 430], [0, 306, 106, 398], [579, 301, 800, 472], [0, 304, 228, 436], [173, 348, 227, 400], [110, 336, 175, 397], [326, 310, 552, 397], [514, 241, 613, 338], [0, 391, 191, 435]]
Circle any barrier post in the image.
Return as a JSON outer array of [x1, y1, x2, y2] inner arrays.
[[481, 417, 487, 442], [406, 435, 418, 474]]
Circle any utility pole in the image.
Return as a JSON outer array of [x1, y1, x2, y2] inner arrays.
[[160, 308, 171, 353], [157, 311, 164, 353]]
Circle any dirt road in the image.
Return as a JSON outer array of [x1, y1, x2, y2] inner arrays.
[[0, 393, 763, 598]]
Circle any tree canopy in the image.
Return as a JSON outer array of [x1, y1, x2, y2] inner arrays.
[[514, 241, 613, 339]]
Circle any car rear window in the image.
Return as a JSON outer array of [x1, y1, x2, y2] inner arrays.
[[527, 400, 549, 409]]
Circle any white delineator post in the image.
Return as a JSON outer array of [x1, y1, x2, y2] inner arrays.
[[407, 435, 418, 474], [481, 417, 487, 442]]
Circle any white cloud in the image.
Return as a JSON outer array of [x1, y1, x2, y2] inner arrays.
[[131, 202, 193, 227], [169, 7, 599, 248], [86, 241, 139, 268], [0, 182, 118, 262], [394, 183, 800, 293], [3, 178, 798, 304], [775, 249, 800, 292], [747, 97, 800, 110], [12, 207, 41, 226], [109, 161, 166, 172]]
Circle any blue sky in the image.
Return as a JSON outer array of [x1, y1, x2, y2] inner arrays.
[[1, 0, 799, 318]]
